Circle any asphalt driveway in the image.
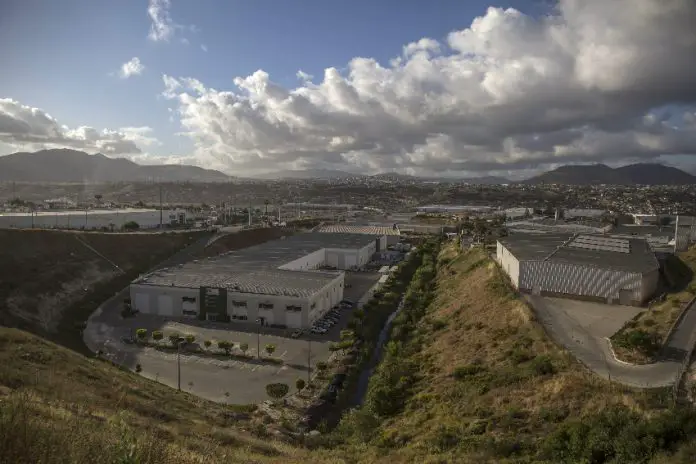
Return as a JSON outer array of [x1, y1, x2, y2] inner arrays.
[[526, 295, 694, 388]]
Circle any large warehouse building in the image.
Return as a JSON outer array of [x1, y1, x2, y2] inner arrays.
[[316, 224, 400, 246], [130, 232, 384, 328], [497, 234, 659, 306], [0, 208, 187, 230]]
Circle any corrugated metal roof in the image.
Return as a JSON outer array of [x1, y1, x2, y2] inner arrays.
[[499, 233, 659, 273], [133, 232, 380, 297], [317, 225, 400, 236]]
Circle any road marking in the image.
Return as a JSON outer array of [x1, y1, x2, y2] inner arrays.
[[279, 350, 288, 359]]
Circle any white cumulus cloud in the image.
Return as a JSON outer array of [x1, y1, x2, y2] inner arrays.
[[0, 98, 158, 155], [161, 0, 696, 176], [147, 0, 197, 44], [119, 57, 145, 79]]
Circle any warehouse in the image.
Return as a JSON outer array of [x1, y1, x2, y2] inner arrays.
[[316, 224, 400, 246], [497, 233, 659, 306], [0, 208, 187, 230], [130, 232, 382, 328]]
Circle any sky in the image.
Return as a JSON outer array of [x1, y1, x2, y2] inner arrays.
[[1, 0, 695, 179]]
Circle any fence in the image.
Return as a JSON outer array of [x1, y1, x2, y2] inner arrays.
[[672, 299, 696, 404]]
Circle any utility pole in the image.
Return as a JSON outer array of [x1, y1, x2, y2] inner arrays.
[[307, 339, 311, 384], [248, 204, 252, 227], [256, 318, 261, 359], [159, 183, 163, 229], [177, 340, 181, 391]]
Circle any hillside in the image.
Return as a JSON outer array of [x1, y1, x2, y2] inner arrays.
[[0, 229, 207, 349], [0, 327, 313, 464], [0, 149, 230, 183], [523, 163, 696, 185], [327, 245, 696, 463]]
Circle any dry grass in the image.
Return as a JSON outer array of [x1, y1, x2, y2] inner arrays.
[[0, 229, 203, 334], [612, 247, 696, 363], [350, 244, 674, 463], [0, 327, 336, 464]]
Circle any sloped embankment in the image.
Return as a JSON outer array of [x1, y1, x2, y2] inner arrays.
[[332, 244, 696, 463]]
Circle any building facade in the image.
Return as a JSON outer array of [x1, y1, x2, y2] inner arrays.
[[130, 232, 383, 328], [497, 234, 659, 306], [0, 208, 187, 230]]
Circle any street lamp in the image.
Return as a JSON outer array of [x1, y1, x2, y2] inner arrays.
[[176, 336, 185, 391], [255, 318, 262, 359]]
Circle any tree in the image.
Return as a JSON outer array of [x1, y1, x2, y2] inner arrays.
[[316, 361, 328, 372], [152, 331, 163, 343], [168, 332, 182, 347], [135, 328, 148, 341], [135, 363, 142, 373], [295, 378, 306, 392], [265, 383, 289, 400], [123, 221, 140, 231], [184, 334, 196, 344], [218, 340, 232, 355], [264, 343, 276, 357], [340, 329, 355, 341], [204, 340, 212, 350], [239, 342, 249, 356]]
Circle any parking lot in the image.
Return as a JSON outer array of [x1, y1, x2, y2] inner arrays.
[[85, 270, 383, 404]]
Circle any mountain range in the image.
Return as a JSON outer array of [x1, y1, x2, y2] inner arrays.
[[521, 163, 696, 185], [0, 150, 694, 185], [0, 149, 230, 183]]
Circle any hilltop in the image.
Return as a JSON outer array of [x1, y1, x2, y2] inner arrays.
[[522, 163, 696, 185], [0, 149, 230, 183]]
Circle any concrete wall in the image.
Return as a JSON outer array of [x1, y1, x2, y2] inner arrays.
[[130, 273, 345, 329], [518, 260, 646, 304], [278, 249, 326, 271], [0, 209, 186, 230], [497, 242, 520, 288]]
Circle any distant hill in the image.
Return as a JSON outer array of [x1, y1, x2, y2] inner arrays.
[[522, 163, 696, 185], [253, 169, 360, 180], [0, 149, 231, 183]]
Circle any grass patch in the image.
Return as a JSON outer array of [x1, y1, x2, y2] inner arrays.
[[610, 246, 696, 364]]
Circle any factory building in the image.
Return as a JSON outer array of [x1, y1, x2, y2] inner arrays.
[[497, 234, 659, 306], [130, 232, 383, 328], [316, 224, 400, 246], [0, 208, 187, 230]]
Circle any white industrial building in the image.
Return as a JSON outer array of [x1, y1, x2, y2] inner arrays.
[[0, 208, 187, 230], [129, 232, 384, 328], [497, 234, 659, 306], [316, 224, 400, 246]]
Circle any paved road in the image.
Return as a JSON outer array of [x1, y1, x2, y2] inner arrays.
[[526, 295, 696, 388]]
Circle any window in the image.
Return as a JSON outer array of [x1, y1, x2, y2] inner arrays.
[[183, 309, 197, 316], [259, 302, 274, 310], [286, 305, 302, 312], [232, 300, 247, 307], [182, 296, 196, 303]]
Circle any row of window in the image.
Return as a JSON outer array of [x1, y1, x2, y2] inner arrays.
[[182, 296, 304, 312]]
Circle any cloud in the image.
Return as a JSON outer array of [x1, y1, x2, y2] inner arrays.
[[200, 44, 208, 52], [147, 0, 197, 44], [160, 0, 696, 176], [0, 98, 158, 155], [119, 57, 145, 79]]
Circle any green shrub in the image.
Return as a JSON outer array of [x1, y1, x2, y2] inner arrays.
[[453, 364, 486, 379], [432, 319, 447, 331], [614, 329, 660, 355], [151, 331, 163, 342], [265, 383, 289, 399], [135, 328, 148, 340], [530, 355, 555, 376]]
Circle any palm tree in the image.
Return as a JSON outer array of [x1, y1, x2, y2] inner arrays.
[[264, 199, 270, 217]]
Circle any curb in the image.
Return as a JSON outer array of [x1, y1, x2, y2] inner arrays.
[[604, 337, 640, 366], [662, 294, 696, 348]]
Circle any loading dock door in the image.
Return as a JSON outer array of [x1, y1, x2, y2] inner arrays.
[[619, 289, 633, 306], [135, 293, 150, 313], [327, 252, 339, 268], [157, 295, 173, 316], [345, 254, 357, 269], [285, 311, 303, 329]]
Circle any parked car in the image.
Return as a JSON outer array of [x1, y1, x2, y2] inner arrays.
[[340, 299, 354, 306], [311, 328, 326, 334], [290, 329, 303, 338]]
